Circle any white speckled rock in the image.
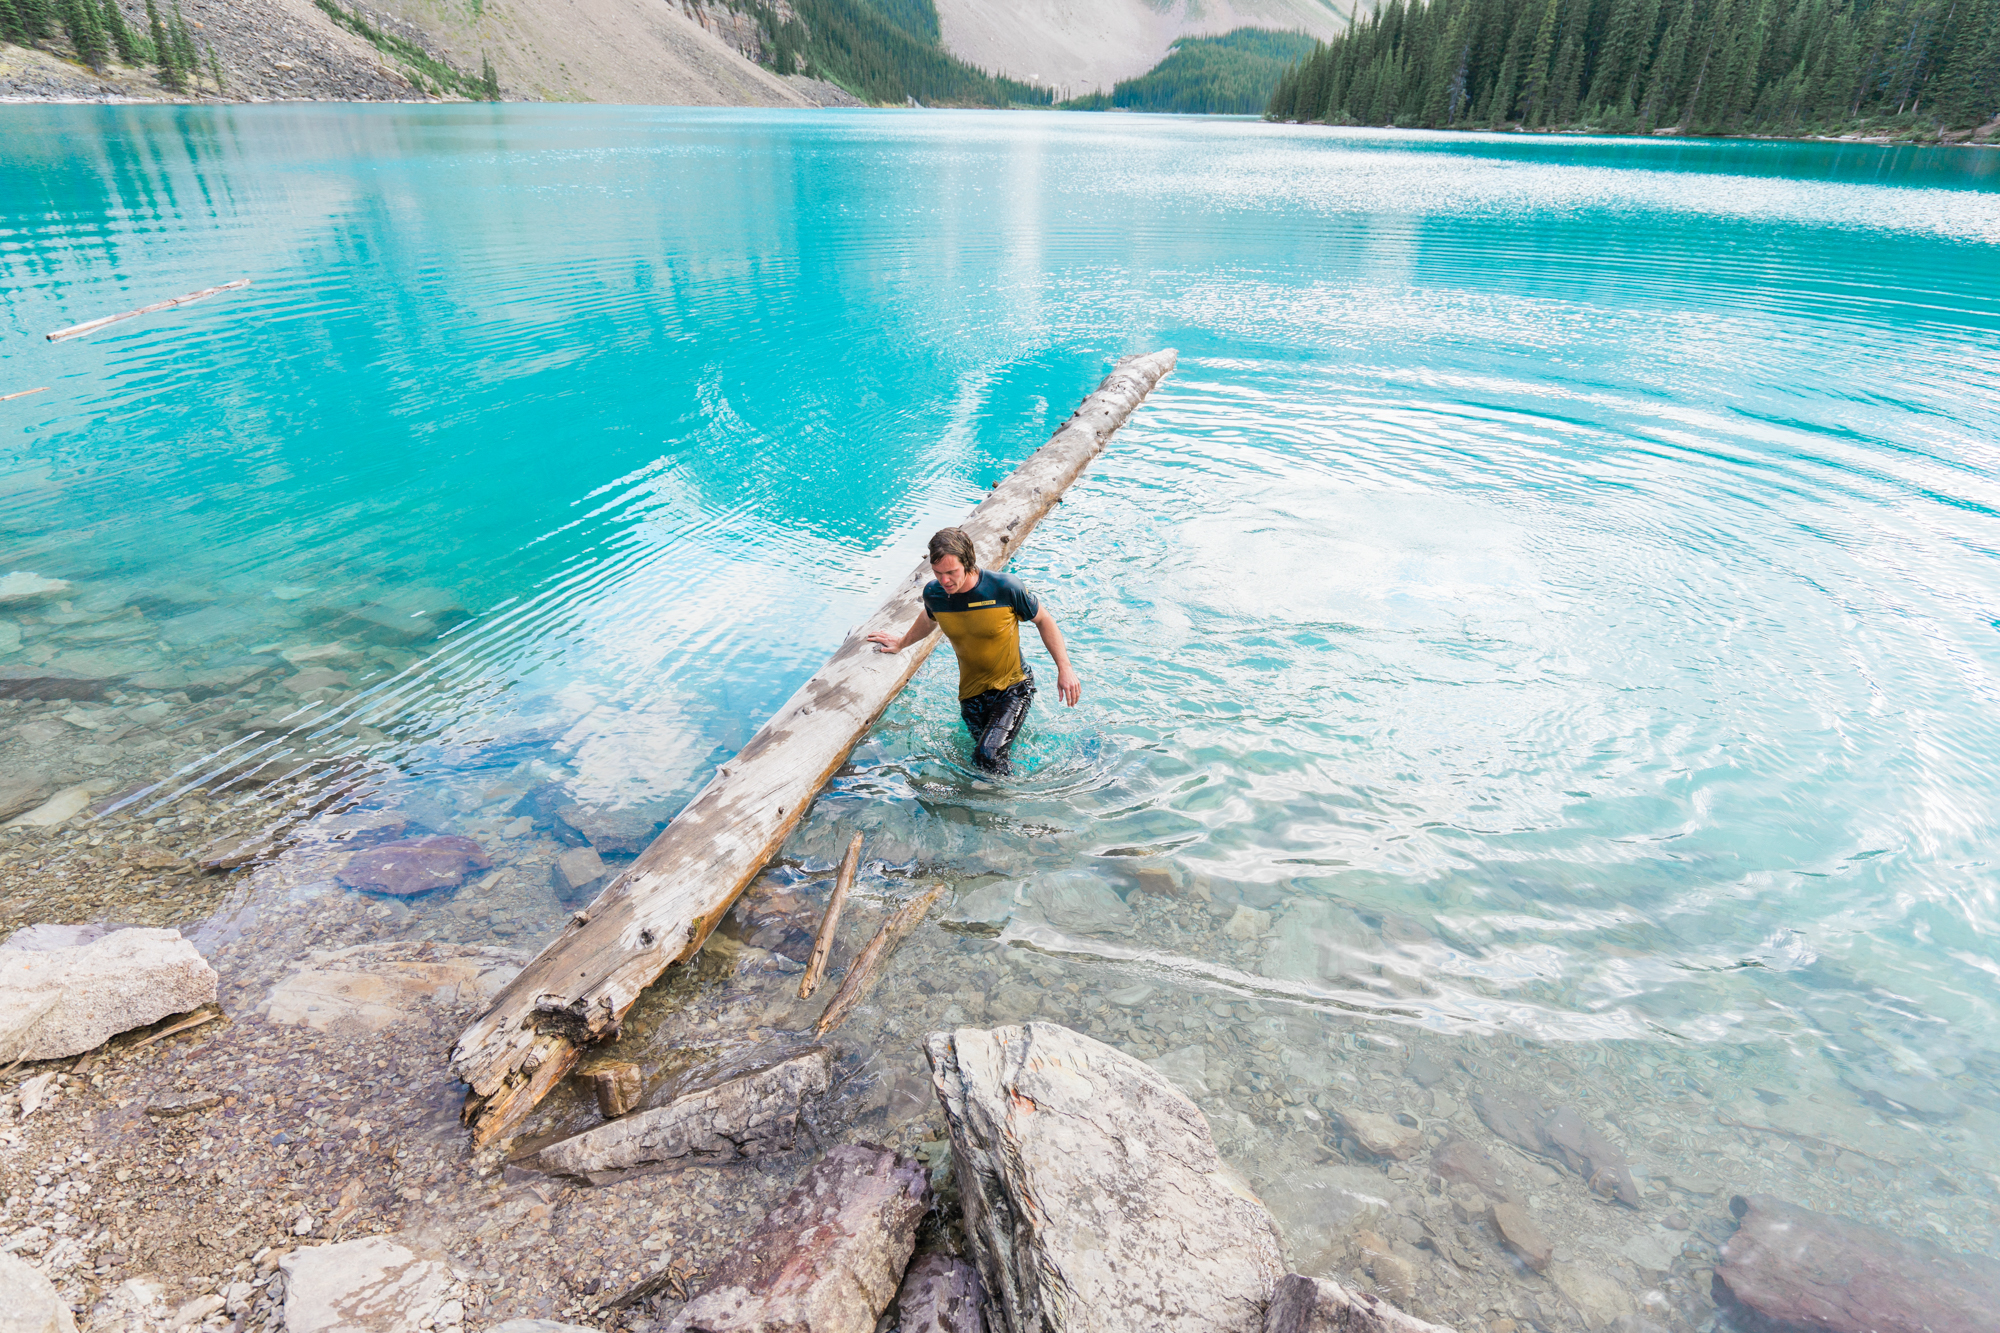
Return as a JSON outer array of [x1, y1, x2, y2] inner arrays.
[[0, 1251, 77, 1333], [0, 927, 217, 1060], [280, 1236, 448, 1333], [925, 1022, 1286, 1333]]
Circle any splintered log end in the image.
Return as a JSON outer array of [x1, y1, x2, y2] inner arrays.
[[463, 1033, 581, 1147]]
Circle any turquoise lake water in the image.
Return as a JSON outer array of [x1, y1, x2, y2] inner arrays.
[[5, 107, 2000, 1312]]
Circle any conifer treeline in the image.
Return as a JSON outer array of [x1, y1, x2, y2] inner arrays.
[[0, 0, 222, 93], [1065, 28, 1318, 113], [741, 0, 1050, 105], [1267, 0, 2000, 136]]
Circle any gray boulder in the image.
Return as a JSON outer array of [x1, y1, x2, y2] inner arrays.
[[925, 1022, 1285, 1333], [535, 1047, 831, 1177], [0, 927, 217, 1059], [0, 1251, 76, 1333], [280, 1235, 449, 1333], [666, 1143, 930, 1333]]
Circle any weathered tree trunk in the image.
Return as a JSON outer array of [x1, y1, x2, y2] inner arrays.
[[45, 279, 251, 342], [799, 832, 863, 999], [451, 349, 1178, 1146]]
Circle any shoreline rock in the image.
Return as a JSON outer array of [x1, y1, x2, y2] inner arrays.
[[926, 1022, 1285, 1333], [665, 1142, 930, 1333], [535, 1046, 832, 1177], [0, 926, 217, 1059]]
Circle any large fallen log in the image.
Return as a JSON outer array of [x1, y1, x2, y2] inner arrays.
[[451, 349, 1178, 1145]]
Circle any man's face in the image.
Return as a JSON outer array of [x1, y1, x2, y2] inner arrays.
[[933, 555, 977, 596]]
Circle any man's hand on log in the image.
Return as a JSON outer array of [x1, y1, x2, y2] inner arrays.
[[866, 630, 903, 653]]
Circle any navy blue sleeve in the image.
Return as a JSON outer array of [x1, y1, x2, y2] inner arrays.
[[993, 572, 1040, 621]]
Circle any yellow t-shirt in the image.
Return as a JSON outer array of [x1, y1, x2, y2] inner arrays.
[[924, 570, 1040, 699]]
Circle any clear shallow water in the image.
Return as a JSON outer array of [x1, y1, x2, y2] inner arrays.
[[5, 107, 2000, 1318]]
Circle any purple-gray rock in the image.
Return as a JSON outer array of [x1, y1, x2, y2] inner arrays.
[[337, 836, 490, 896], [1715, 1193, 2000, 1333], [553, 804, 664, 856], [665, 1143, 930, 1333], [894, 1254, 984, 1333]]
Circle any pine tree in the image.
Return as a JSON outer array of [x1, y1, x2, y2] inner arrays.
[[480, 50, 498, 98], [146, 0, 180, 89], [1483, 0, 1533, 122], [100, 0, 137, 61], [169, 0, 195, 76], [0, 0, 27, 43], [1583, 0, 1645, 110], [1636, 0, 1693, 124], [1519, 0, 1564, 121], [62, 0, 108, 66], [207, 38, 222, 90], [23, 0, 58, 39]]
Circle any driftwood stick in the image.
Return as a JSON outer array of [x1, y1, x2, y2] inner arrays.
[[450, 349, 1177, 1146], [799, 833, 863, 999], [131, 1006, 223, 1049], [814, 884, 945, 1037], [46, 279, 252, 342], [0, 387, 49, 402], [1715, 1114, 1898, 1165]]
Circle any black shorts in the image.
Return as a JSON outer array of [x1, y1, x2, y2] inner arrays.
[[960, 667, 1035, 774]]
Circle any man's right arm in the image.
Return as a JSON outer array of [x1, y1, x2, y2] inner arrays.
[[867, 609, 936, 653]]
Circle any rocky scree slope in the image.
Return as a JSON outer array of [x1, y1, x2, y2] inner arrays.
[[0, 0, 857, 103]]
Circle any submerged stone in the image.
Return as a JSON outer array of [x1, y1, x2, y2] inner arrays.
[[337, 836, 491, 896], [1016, 869, 1132, 937], [0, 572, 70, 606], [1716, 1192, 2000, 1333], [261, 942, 526, 1032]]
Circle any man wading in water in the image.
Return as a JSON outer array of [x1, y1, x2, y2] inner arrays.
[[867, 527, 1081, 774]]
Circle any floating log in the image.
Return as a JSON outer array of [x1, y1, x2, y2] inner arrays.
[[450, 348, 1177, 1146], [0, 387, 49, 402], [813, 884, 945, 1037], [798, 832, 863, 999], [45, 279, 252, 342]]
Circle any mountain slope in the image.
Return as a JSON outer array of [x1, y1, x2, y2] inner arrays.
[[934, 0, 1350, 97], [1065, 27, 1317, 112]]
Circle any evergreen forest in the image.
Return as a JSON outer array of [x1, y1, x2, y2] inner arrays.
[[1065, 28, 1318, 113], [743, 0, 1051, 105], [1266, 0, 2000, 136]]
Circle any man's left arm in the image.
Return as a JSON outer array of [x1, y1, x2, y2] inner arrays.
[[1030, 606, 1082, 707]]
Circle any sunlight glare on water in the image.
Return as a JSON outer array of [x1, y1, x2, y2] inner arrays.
[[4, 106, 2000, 1317]]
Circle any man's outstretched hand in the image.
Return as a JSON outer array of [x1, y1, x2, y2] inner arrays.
[[866, 631, 902, 654], [1056, 668, 1082, 707]]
